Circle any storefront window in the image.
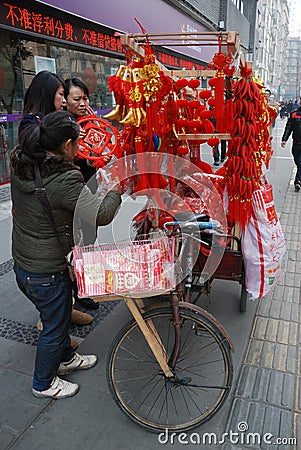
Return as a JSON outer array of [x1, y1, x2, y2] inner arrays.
[[0, 32, 25, 114], [0, 32, 26, 184], [0, 29, 125, 184]]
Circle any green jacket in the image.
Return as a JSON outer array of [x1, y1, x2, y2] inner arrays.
[[10, 149, 121, 273]]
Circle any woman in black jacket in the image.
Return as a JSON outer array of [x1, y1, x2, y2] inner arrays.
[[11, 111, 121, 398]]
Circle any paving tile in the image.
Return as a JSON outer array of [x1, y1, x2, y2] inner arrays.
[[245, 339, 297, 373], [293, 413, 301, 450], [270, 285, 285, 302], [280, 286, 300, 304], [251, 317, 298, 346], [0, 425, 17, 450], [279, 302, 300, 322], [226, 398, 293, 450], [296, 377, 301, 413], [7, 386, 140, 450], [286, 258, 296, 273], [295, 261, 301, 274], [295, 273, 301, 287], [0, 342, 35, 374], [284, 273, 300, 288], [245, 339, 264, 367], [0, 369, 44, 404], [283, 224, 293, 236], [235, 365, 294, 410], [1, 396, 44, 434], [287, 250, 297, 263], [258, 300, 300, 322], [280, 213, 288, 224]]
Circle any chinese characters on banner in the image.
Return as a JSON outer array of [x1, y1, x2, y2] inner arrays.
[[3, 2, 123, 54], [1, 1, 207, 69], [156, 51, 206, 70]]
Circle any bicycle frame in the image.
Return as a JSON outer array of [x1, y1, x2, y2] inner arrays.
[[90, 219, 234, 379]]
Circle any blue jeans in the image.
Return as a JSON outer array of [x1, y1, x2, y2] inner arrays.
[[14, 264, 74, 390], [292, 143, 301, 184]]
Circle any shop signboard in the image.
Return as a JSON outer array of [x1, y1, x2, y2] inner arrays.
[[38, 0, 216, 63], [0, 0, 211, 69], [0, 0, 124, 56]]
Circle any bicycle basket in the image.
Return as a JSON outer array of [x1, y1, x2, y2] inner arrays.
[[73, 232, 175, 297]]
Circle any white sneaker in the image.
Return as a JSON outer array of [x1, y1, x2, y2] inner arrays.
[[57, 353, 98, 375], [32, 376, 79, 399]]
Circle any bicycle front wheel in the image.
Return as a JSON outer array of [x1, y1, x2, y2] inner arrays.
[[106, 307, 233, 432]]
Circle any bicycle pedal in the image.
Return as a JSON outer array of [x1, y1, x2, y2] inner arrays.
[[166, 376, 192, 389]]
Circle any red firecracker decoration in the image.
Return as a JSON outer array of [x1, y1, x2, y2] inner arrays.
[[223, 63, 262, 228]]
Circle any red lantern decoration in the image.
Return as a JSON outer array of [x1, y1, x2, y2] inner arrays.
[[188, 100, 200, 109], [176, 78, 188, 88], [177, 99, 189, 108], [208, 78, 217, 87], [207, 137, 220, 147], [189, 120, 201, 130], [177, 118, 189, 128], [199, 110, 213, 119], [204, 120, 215, 133], [199, 89, 212, 100], [177, 145, 189, 155], [188, 79, 200, 89]]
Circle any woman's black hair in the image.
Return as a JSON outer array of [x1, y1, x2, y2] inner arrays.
[[64, 78, 90, 98], [23, 71, 65, 116], [20, 110, 80, 162]]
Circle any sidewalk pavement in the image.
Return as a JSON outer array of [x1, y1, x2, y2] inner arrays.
[[0, 169, 300, 450]]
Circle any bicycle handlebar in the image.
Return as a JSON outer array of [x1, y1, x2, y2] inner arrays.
[[163, 219, 221, 232]]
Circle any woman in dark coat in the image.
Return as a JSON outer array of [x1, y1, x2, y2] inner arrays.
[[20, 71, 98, 316], [11, 111, 121, 398]]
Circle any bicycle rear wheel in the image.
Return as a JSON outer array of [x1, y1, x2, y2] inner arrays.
[[106, 307, 233, 432]]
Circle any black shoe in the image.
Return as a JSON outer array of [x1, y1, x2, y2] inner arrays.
[[294, 183, 300, 192], [213, 161, 220, 166], [77, 297, 99, 310], [221, 158, 225, 163]]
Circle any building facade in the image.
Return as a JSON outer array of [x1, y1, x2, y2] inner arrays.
[[254, 0, 289, 98], [288, 0, 301, 38], [281, 37, 301, 101], [166, 0, 258, 55]]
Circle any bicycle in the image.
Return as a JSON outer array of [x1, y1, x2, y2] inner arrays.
[[105, 218, 234, 432]]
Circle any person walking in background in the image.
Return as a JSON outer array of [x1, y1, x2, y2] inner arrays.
[[19, 71, 95, 339], [286, 99, 294, 116], [279, 100, 288, 119], [281, 98, 301, 191], [292, 99, 299, 112], [11, 111, 121, 398], [264, 89, 278, 130], [212, 140, 227, 166]]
